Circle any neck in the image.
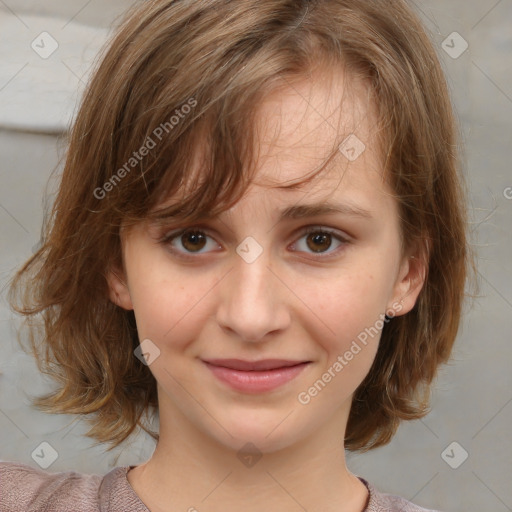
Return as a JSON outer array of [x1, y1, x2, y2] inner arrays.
[[127, 396, 369, 512]]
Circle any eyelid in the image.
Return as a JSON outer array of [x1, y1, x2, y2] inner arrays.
[[157, 226, 222, 251], [288, 225, 351, 258], [297, 225, 352, 242]]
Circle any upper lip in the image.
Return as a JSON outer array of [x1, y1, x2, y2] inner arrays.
[[202, 359, 310, 371]]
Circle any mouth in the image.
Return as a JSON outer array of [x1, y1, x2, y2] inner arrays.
[[201, 359, 312, 393], [202, 358, 311, 371]]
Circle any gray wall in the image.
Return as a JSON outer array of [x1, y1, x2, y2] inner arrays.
[[1, 1, 511, 511]]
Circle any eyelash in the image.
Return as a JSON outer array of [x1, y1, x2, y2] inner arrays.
[[158, 225, 350, 260]]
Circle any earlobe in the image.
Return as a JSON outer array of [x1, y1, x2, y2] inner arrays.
[[106, 268, 134, 310]]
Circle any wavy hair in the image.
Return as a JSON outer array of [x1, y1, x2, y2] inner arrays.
[[8, 0, 476, 452]]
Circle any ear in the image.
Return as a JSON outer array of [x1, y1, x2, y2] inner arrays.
[[387, 241, 428, 317], [106, 266, 134, 311]]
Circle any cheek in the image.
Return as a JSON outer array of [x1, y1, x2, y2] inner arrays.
[[306, 266, 390, 362], [294, 272, 387, 407], [125, 250, 211, 349]]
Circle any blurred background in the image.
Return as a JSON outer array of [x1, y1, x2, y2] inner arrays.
[[0, 1, 511, 511]]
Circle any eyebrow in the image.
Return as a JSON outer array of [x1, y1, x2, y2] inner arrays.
[[151, 200, 374, 226], [279, 202, 374, 221]]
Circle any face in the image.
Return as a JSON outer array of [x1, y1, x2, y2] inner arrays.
[[108, 68, 425, 455]]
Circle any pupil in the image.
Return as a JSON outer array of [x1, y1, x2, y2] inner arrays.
[[307, 233, 331, 253], [182, 231, 206, 251]]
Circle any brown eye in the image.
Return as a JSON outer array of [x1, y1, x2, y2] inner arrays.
[[306, 232, 332, 253], [292, 227, 348, 257], [180, 231, 207, 252], [160, 228, 219, 257]]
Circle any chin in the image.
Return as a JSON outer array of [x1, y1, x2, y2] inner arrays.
[[209, 415, 304, 455]]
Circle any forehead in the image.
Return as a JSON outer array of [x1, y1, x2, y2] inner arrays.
[[151, 65, 393, 223], [243, 66, 389, 208]]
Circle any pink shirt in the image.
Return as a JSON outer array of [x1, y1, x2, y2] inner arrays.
[[0, 461, 441, 511]]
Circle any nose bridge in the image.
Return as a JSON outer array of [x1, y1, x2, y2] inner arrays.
[[216, 238, 290, 342]]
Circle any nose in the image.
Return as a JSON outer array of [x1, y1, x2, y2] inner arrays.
[[215, 247, 291, 343]]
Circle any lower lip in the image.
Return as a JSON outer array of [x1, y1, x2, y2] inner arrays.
[[203, 362, 310, 393]]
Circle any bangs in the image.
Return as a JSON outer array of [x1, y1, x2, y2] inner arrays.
[[89, 1, 362, 229], [113, 64, 346, 230], [8, 0, 472, 453]]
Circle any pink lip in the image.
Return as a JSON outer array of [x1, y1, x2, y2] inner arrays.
[[203, 358, 309, 371], [202, 359, 311, 393]]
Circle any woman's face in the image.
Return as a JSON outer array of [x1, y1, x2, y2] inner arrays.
[[109, 69, 425, 454]]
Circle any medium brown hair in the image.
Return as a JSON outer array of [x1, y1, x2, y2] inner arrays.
[[8, 0, 476, 452]]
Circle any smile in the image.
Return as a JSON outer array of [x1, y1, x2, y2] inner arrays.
[[201, 359, 312, 393]]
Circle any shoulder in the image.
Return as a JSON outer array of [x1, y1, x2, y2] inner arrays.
[[360, 478, 443, 512], [0, 460, 141, 512]]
